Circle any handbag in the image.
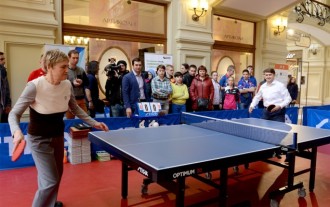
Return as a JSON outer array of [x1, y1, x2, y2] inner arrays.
[[196, 81, 210, 109], [197, 98, 209, 108]]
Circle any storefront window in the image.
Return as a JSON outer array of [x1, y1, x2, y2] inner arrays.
[[63, 0, 165, 34], [212, 15, 255, 82], [63, 37, 164, 95], [213, 16, 254, 45]]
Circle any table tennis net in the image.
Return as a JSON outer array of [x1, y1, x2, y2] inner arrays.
[[181, 112, 295, 148]]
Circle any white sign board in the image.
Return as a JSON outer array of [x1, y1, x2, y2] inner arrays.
[[44, 44, 86, 69], [144, 53, 173, 75], [274, 64, 289, 85]]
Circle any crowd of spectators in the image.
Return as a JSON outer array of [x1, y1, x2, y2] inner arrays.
[[1, 50, 298, 120], [102, 59, 264, 117]]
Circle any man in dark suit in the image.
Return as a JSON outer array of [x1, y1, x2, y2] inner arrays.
[[122, 58, 149, 117], [0, 52, 11, 123]]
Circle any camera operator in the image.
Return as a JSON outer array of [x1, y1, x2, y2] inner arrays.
[[105, 60, 129, 117], [104, 57, 118, 74]]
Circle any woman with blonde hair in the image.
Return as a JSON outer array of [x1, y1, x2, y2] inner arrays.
[[9, 49, 108, 207]]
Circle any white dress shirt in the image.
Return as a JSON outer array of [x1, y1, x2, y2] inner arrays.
[[250, 80, 291, 109], [132, 70, 146, 100], [212, 79, 221, 105]]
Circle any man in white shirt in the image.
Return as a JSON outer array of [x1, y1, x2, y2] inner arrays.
[[249, 68, 291, 122]]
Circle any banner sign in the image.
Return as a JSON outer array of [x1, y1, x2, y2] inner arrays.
[[44, 44, 86, 69], [302, 105, 330, 126], [274, 64, 289, 85], [144, 53, 172, 75], [307, 109, 330, 129]]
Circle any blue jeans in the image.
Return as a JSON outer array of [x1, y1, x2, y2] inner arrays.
[[239, 101, 252, 110], [110, 104, 125, 117], [171, 103, 186, 113]]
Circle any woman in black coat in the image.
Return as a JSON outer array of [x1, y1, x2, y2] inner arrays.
[[287, 76, 298, 107]]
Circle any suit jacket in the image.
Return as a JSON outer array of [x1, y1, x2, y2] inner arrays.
[[122, 72, 149, 109], [0, 65, 11, 109]]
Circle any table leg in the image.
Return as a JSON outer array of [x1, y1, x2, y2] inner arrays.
[[122, 162, 128, 199], [176, 177, 185, 207], [219, 168, 228, 207], [287, 151, 296, 187], [309, 147, 317, 192]]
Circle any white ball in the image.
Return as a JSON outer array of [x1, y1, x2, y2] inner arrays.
[[152, 122, 159, 127]]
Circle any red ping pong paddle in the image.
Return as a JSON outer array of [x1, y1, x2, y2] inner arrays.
[[12, 140, 26, 162], [267, 104, 275, 112]]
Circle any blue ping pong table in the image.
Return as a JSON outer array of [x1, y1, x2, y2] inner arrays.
[[88, 117, 330, 207]]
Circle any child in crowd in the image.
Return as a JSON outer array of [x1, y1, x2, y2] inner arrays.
[[170, 72, 189, 113], [223, 76, 240, 110]]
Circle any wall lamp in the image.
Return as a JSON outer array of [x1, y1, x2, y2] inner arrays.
[[309, 44, 319, 55], [273, 17, 287, 36], [191, 0, 208, 21]]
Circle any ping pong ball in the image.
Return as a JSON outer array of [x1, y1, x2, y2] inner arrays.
[[153, 122, 159, 127]]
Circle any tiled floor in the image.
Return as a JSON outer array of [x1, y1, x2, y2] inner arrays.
[[1, 145, 330, 207]]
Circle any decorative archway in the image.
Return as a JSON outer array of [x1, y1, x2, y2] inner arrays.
[[97, 46, 130, 95], [216, 56, 235, 80]]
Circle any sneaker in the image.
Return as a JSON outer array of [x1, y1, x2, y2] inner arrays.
[[54, 201, 63, 207]]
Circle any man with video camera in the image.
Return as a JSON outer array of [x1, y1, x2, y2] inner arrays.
[[105, 59, 129, 117], [104, 57, 119, 75]]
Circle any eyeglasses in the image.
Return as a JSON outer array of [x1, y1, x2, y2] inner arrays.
[[0, 58, 5, 61]]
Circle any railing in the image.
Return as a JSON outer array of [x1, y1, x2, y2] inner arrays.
[[294, 0, 330, 26]]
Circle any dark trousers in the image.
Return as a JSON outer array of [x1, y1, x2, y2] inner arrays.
[[186, 99, 193, 112], [0, 106, 8, 123], [213, 105, 221, 110], [262, 107, 286, 122], [0, 112, 8, 123], [131, 104, 138, 116]]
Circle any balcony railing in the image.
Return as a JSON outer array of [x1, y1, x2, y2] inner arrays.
[[294, 0, 330, 26]]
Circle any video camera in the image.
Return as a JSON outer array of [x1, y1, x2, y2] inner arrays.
[[104, 58, 121, 76]]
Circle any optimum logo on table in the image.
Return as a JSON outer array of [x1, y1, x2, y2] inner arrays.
[[173, 169, 195, 178]]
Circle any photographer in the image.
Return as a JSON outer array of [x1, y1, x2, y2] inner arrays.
[[104, 57, 119, 75], [105, 60, 129, 117]]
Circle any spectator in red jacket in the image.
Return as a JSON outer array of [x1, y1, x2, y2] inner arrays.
[[189, 65, 214, 111], [27, 54, 46, 82]]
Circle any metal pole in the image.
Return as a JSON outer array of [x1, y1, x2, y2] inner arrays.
[[305, 62, 309, 106], [297, 60, 309, 107]]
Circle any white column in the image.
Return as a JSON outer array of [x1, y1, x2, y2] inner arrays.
[[167, 0, 214, 72]]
